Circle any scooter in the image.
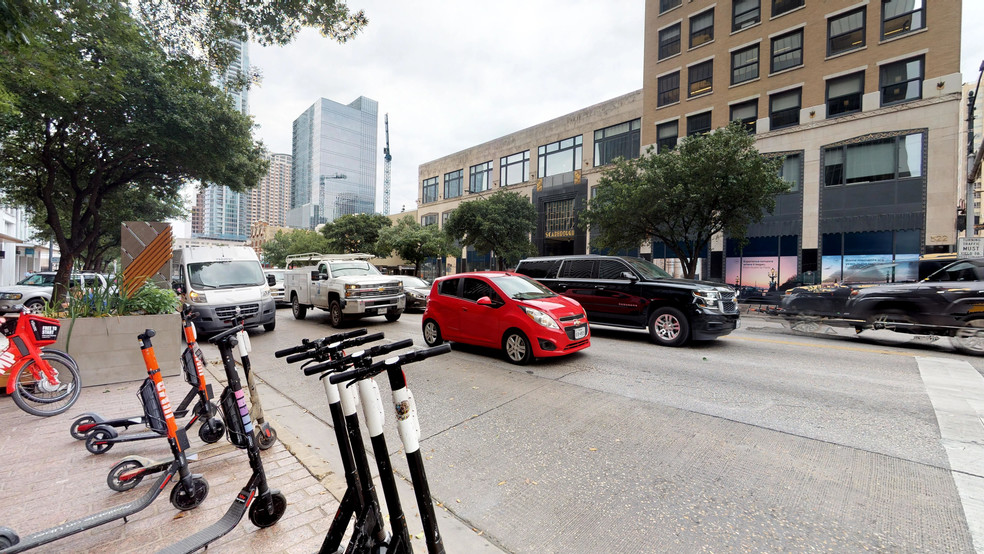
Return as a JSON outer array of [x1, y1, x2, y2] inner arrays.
[[154, 323, 287, 554], [73, 307, 225, 454], [231, 315, 276, 450], [0, 329, 209, 553], [330, 344, 452, 554]]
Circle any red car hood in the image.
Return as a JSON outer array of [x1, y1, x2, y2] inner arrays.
[[521, 296, 584, 319]]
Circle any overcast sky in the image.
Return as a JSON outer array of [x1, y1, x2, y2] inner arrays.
[[224, 2, 984, 228]]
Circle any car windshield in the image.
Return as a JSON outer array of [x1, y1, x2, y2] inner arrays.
[[621, 257, 672, 279], [189, 261, 265, 289], [16, 273, 55, 286], [328, 261, 380, 277], [399, 276, 429, 288], [491, 275, 556, 300]]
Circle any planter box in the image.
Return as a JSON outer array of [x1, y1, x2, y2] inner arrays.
[[51, 313, 182, 387]]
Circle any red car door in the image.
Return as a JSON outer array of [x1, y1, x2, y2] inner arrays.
[[457, 277, 501, 347]]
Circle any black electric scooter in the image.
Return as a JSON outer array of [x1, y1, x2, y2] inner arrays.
[[330, 344, 452, 554], [0, 329, 209, 553], [74, 308, 224, 454], [155, 324, 287, 554]]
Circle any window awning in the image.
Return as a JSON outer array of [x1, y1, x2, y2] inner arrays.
[[0, 233, 24, 244]]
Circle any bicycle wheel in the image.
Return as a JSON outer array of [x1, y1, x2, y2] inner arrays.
[[40, 348, 80, 371], [11, 352, 82, 417]]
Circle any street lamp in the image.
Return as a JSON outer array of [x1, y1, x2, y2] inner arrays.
[[966, 61, 984, 238]]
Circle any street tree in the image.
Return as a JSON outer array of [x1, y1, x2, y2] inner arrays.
[[580, 121, 791, 279], [0, 0, 268, 301], [321, 213, 392, 255], [443, 190, 537, 270], [262, 229, 332, 268], [376, 215, 457, 276]]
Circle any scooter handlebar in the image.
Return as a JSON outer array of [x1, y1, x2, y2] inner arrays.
[[300, 333, 388, 376], [328, 344, 451, 385], [275, 328, 369, 358]]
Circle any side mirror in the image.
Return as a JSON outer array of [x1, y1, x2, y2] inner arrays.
[[621, 271, 638, 282], [477, 296, 493, 306], [267, 274, 276, 286], [310, 270, 320, 281]]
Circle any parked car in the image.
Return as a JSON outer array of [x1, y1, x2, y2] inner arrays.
[[391, 275, 431, 311], [780, 258, 959, 318], [514, 255, 738, 347], [0, 271, 109, 314], [845, 258, 984, 354], [265, 269, 287, 306], [421, 271, 590, 365]]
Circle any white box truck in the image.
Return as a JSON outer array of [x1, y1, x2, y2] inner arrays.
[[171, 245, 277, 334]]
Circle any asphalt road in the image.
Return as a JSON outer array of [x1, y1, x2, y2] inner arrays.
[[200, 306, 984, 553]]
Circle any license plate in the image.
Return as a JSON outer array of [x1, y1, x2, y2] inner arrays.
[[365, 308, 378, 315], [574, 326, 587, 339]]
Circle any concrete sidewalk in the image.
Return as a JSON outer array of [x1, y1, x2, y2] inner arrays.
[[0, 358, 499, 552]]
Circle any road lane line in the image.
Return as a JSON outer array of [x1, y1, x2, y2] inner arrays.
[[917, 357, 984, 553], [726, 335, 915, 356]]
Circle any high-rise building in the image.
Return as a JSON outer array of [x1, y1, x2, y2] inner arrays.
[[288, 96, 378, 229], [248, 152, 292, 228], [195, 39, 251, 241]]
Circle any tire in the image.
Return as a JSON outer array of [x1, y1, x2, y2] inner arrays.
[[869, 310, 914, 332], [256, 424, 277, 450], [953, 319, 984, 355], [11, 352, 82, 417], [328, 299, 344, 328], [385, 309, 402, 322], [107, 459, 145, 492], [248, 491, 287, 528], [70, 415, 98, 440], [291, 295, 307, 320], [263, 319, 276, 332], [23, 299, 45, 313], [85, 426, 117, 454], [198, 417, 225, 443], [422, 319, 443, 346], [170, 475, 209, 511], [647, 307, 690, 347], [502, 330, 534, 365], [0, 527, 19, 549]]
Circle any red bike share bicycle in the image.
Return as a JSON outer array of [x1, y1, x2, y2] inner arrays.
[[0, 311, 81, 416]]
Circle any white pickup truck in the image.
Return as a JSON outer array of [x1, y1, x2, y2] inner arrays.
[[284, 253, 405, 327]]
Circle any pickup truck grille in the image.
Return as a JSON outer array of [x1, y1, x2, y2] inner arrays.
[[216, 303, 259, 320], [721, 291, 737, 312], [348, 283, 403, 298]]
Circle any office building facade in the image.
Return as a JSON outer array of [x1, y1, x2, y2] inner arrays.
[[248, 152, 292, 228], [288, 96, 378, 229]]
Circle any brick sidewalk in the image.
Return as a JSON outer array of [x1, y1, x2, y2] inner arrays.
[[0, 376, 339, 553]]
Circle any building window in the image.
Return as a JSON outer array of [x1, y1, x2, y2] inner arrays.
[[770, 29, 803, 73], [823, 132, 924, 186], [769, 88, 801, 130], [544, 199, 576, 239], [687, 111, 712, 136], [422, 177, 438, 203], [777, 153, 801, 192], [772, 0, 804, 17], [442, 211, 452, 227], [594, 119, 641, 166], [880, 56, 923, 106], [730, 100, 757, 133], [882, 0, 925, 39], [538, 135, 583, 178], [656, 121, 678, 153], [733, 0, 760, 32], [689, 9, 714, 49], [660, 0, 682, 13], [500, 150, 529, 186], [444, 169, 463, 199], [658, 23, 681, 60], [688, 60, 713, 97], [421, 214, 437, 226], [828, 8, 866, 56], [731, 44, 759, 85], [826, 72, 864, 117], [469, 161, 492, 193], [657, 71, 680, 107]]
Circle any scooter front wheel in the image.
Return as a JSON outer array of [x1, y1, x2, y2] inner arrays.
[[255, 424, 277, 450], [85, 426, 117, 454], [198, 417, 225, 443], [107, 459, 145, 492], [70, 415, 98, 440], [170, 475, 209, 511], [248, 491, 287, 528]]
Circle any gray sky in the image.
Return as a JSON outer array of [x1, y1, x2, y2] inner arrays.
[[240, 1, 984, 222]]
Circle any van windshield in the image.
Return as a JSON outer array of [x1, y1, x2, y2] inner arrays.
[[16, 273, 56, 286], [189, 261, 265, 289]]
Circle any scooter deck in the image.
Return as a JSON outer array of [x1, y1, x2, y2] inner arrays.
[[0, 463, 178, 554], [154, 485, 252, 554]]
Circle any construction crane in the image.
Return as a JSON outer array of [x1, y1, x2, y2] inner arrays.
[[383, 113, 392, 215]]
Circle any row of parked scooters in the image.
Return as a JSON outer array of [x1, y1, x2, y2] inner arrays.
[[0, 306, 450, 554]]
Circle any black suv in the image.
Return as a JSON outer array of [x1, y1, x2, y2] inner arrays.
[[514, 255, 739, 346]]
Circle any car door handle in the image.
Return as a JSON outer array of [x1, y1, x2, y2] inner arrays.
[[595, 285, 605, 290]]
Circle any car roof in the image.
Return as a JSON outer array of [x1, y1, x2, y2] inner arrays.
[[435, 271, 516, 281]]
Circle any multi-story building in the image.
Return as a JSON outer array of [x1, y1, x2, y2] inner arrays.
[[248, 152, 292, 228], [287, 96, 378, 229], [418, 0, 964, 288]]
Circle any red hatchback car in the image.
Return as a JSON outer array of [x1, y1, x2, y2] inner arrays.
[[421, 271, 590, 365]]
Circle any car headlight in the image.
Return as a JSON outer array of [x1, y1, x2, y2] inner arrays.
[[0, 293, 22, 300], [521, 306, 559, 330], [693, 290, 720, 308], [189, 290, 207, 303], [409, 290, 424, 299]]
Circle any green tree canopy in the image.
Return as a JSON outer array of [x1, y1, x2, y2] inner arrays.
[[443, 190, 537, 270], [376, 216, 456, 276], [262, 229, 332, 268], [580, 121, 791, 279], [0, 0, 268, 300], [321, 213, 392, 256]]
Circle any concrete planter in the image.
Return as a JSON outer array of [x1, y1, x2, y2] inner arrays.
[[51, 313, 182, 387]]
